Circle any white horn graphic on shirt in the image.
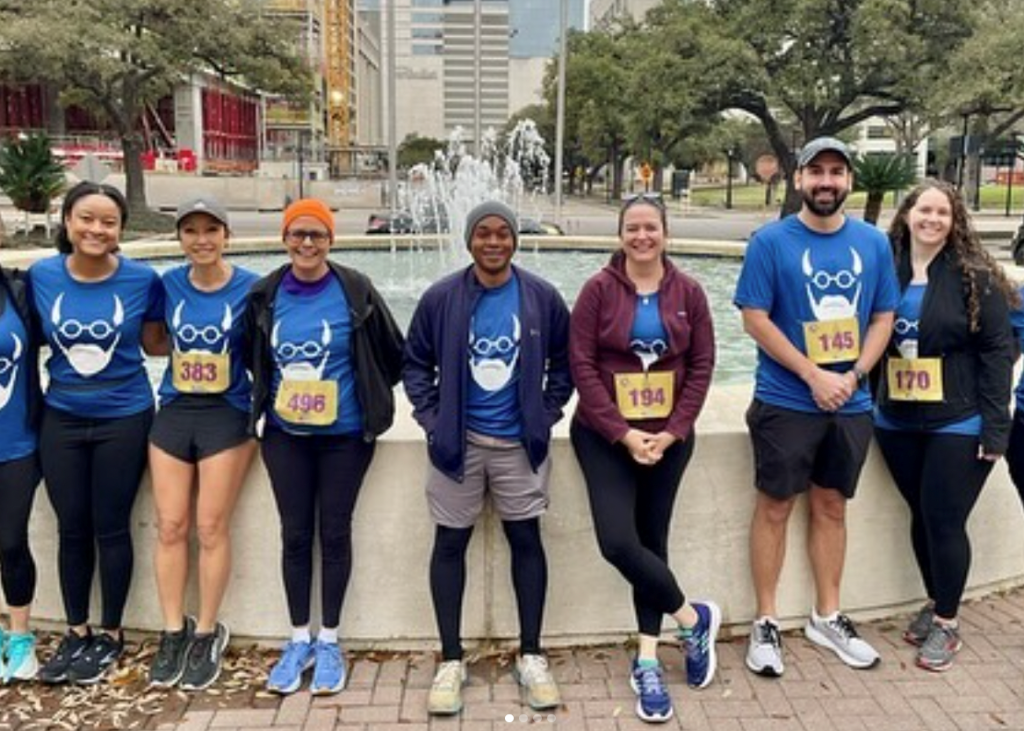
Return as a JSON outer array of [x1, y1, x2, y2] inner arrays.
[[0, 332, 23, 411], [803, 247, 862, 321], [469, 314, 520, 392], [52, 294, 124, 377], [276, 318, 331, 381], [173, 301, 232, 354]]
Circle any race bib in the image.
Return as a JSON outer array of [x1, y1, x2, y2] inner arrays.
[[887, 357, 943, 402], [172, 351, 230, 394], [803, 316, 860, 365], [274, 379, 339, 426], [614, 371, 674, 420]]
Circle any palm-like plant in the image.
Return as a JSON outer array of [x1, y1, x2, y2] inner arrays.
[[853, 153, 918, 224], [0, 134, 66, 214]]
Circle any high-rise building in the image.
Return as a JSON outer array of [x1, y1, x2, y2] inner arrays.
[[590, 0, 661, 28], [509, 0, 585, 58]]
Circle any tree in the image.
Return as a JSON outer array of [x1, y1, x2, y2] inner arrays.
[[853, 153, 917, 224], [0, 134, 66, 215], [0, 0, 311, 221], [689, 0, 975, 214], [398, 134, 446, 170]]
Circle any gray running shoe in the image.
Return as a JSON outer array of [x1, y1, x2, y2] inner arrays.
[[904, 603, 935, 647], [149, 616, 196, 688], [180, 621, 229, 691], [745, 618, 784, 677], [804, 612, 879, 669], [916, 622, 961, 672]]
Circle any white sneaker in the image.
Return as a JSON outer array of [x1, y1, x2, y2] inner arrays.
[[427, 660, 467, 715], [515, 654, 561, 710], [804, 611, 880, 669], [746, 617, 784, 677]]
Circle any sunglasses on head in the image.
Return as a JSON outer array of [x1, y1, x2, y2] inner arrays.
[[622, 192, 666, 208]]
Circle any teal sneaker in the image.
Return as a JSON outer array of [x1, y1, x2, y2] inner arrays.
[[4, 632, 38, 682], [267, 640, 314, 694], [310, 641, 347, 695]]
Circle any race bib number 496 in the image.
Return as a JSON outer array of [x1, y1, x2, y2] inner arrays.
[[803, 316, 860, 365], [274, 379, 339, 426]]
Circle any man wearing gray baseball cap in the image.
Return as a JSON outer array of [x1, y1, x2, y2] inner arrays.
[[733, 136, 899, 677], [404, 200, 572, 716]]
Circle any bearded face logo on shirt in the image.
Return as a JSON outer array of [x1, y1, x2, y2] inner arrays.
[[172, 301, 232, 355], [802, 247, 862, 321], [51, 293, 124, 377], [273, 318, 332, 381], [0, 332, 22, 410], [469, 313, 520, 392]]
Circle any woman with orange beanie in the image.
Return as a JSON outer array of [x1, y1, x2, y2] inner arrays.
[[242, 199, 405, 695]]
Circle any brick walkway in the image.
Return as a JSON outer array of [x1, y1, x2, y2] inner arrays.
[[145, 589, 1024, 731]]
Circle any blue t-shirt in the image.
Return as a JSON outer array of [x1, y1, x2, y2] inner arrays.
[[876, 282, 980, 435], [158, 265, 259, 413], [268, 274, 362, 436], [733, 216, 900, 414], [30, 255, 164, 418], [0, 298, 36, 461], [467, 274, 522, 438], [630, 292, 668, 370]]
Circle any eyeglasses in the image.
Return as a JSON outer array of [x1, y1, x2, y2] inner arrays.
[[285, 229, 331, 245]]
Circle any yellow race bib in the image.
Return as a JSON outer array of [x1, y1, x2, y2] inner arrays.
[[614, 371, 674, 420], [274, 379, 339, 426], [172, 351, 230, 394], [887, 357, 944, 402], [803, 316, 860, 365]]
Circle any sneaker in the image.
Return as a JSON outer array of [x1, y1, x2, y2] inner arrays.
[[746, 618, 784, 677], [4, 632, 38, 682], [149, 616, 196, 688], [37, 629, 92, 684], [310, 640, 347, 696], [514, 653, 561, 710], [180, 621, 230, 691], [0, 626, 6, 680], [67, 630, 124, 685], [679, 601, 721, 689], [916, 622, 962, 672], [427, 659, 466, 716], [804, 611, 879, 669], [904, 603, 935, 647], [266, 640, 314, 694], [629, 660, 673, 723]]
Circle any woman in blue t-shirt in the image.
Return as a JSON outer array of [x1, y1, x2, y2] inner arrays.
[[146, 197, 258, 692], [242, 199, 404, 696], [0, 264, 43, 683], [29, 182, 166, 685], [875, 181, 1017, 673]]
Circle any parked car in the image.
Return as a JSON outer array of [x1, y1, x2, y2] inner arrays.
[[366, 211, 415, 234], [518, 217, 565, 236]]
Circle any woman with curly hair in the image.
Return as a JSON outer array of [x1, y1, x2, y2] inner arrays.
[[875, 180, 1017, 672]]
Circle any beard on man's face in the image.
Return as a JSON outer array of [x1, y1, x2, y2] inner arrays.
[[802, 185, 848, 217]]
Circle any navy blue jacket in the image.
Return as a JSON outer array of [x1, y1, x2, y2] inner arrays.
[[403, 264, 573, 480]]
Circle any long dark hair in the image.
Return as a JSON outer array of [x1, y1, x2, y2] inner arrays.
[[888, 180, 1020, 331], [55, 181, 129, 254]]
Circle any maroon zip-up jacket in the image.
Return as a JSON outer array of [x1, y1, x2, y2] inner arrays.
[[569, 251, 715, 444]]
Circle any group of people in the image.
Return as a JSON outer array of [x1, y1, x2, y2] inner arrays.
[[0, 133, 1019, 724]]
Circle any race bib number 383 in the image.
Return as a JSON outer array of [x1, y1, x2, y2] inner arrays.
[[274, 379, 339, 426], [172, 351, 230, 394], [615, 371, 674, 420], [803, 316, 860, 365]]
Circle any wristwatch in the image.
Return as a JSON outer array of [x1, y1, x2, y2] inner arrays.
[[851, 366, 868, 388]]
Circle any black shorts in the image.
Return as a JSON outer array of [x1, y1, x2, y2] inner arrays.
[[745, 399, 873, 500], [149, 395, 251, 463]]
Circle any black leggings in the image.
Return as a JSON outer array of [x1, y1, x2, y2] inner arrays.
[[261, 428, 375, 629], [0, 454, 41, 607], [40, 406, 152, 629], [570, 420, 693, 637], [875, 428, 993, 619], [1005, 409, 1024, 506], [430, 518, 547, 660]]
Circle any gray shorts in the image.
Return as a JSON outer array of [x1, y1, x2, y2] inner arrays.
[[426, 431, 551, 528]]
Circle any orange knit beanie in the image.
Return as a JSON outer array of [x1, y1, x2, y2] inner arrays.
[[282, 199, 334, 237]]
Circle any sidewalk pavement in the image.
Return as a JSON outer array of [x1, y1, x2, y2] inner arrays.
[[5, 587, 1023, 731]]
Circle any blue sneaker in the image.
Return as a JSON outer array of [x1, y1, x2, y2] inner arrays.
[[629, 660, 673, 723], [310, 641, 347, 695], [4, 632, 38, 682], [266, 640, 314, 694], [679, 600, 721, 689], [0, 626, 6, 680]]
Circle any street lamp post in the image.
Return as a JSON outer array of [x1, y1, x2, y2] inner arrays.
[[725, 149, 734, 210], [553, 0, 568, 225]]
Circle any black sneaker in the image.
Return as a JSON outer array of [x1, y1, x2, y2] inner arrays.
[[37, 629, 92, 684], [67, 630, 124, 685], [149, 617, 196, 688], [180, 621, 230, 691]]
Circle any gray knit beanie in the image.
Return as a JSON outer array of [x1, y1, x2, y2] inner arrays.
[[464, 200, 519, 251]]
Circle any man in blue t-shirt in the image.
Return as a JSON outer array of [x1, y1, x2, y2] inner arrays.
[[733, 137, 899, 678], [404, 201, 572, 717]]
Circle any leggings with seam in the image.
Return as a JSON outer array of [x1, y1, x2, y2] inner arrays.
[[875, 427, 993, 619], [40, 406, 152, 629], [1005, 409, 1024, 507], [430, 517, 547, 660], [261, 428, 375, 629], [571, 420, 693, 637], [0, 453, 41, 607]]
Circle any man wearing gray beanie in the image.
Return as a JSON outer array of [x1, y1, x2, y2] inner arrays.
[[404, 200, 572, 716]]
